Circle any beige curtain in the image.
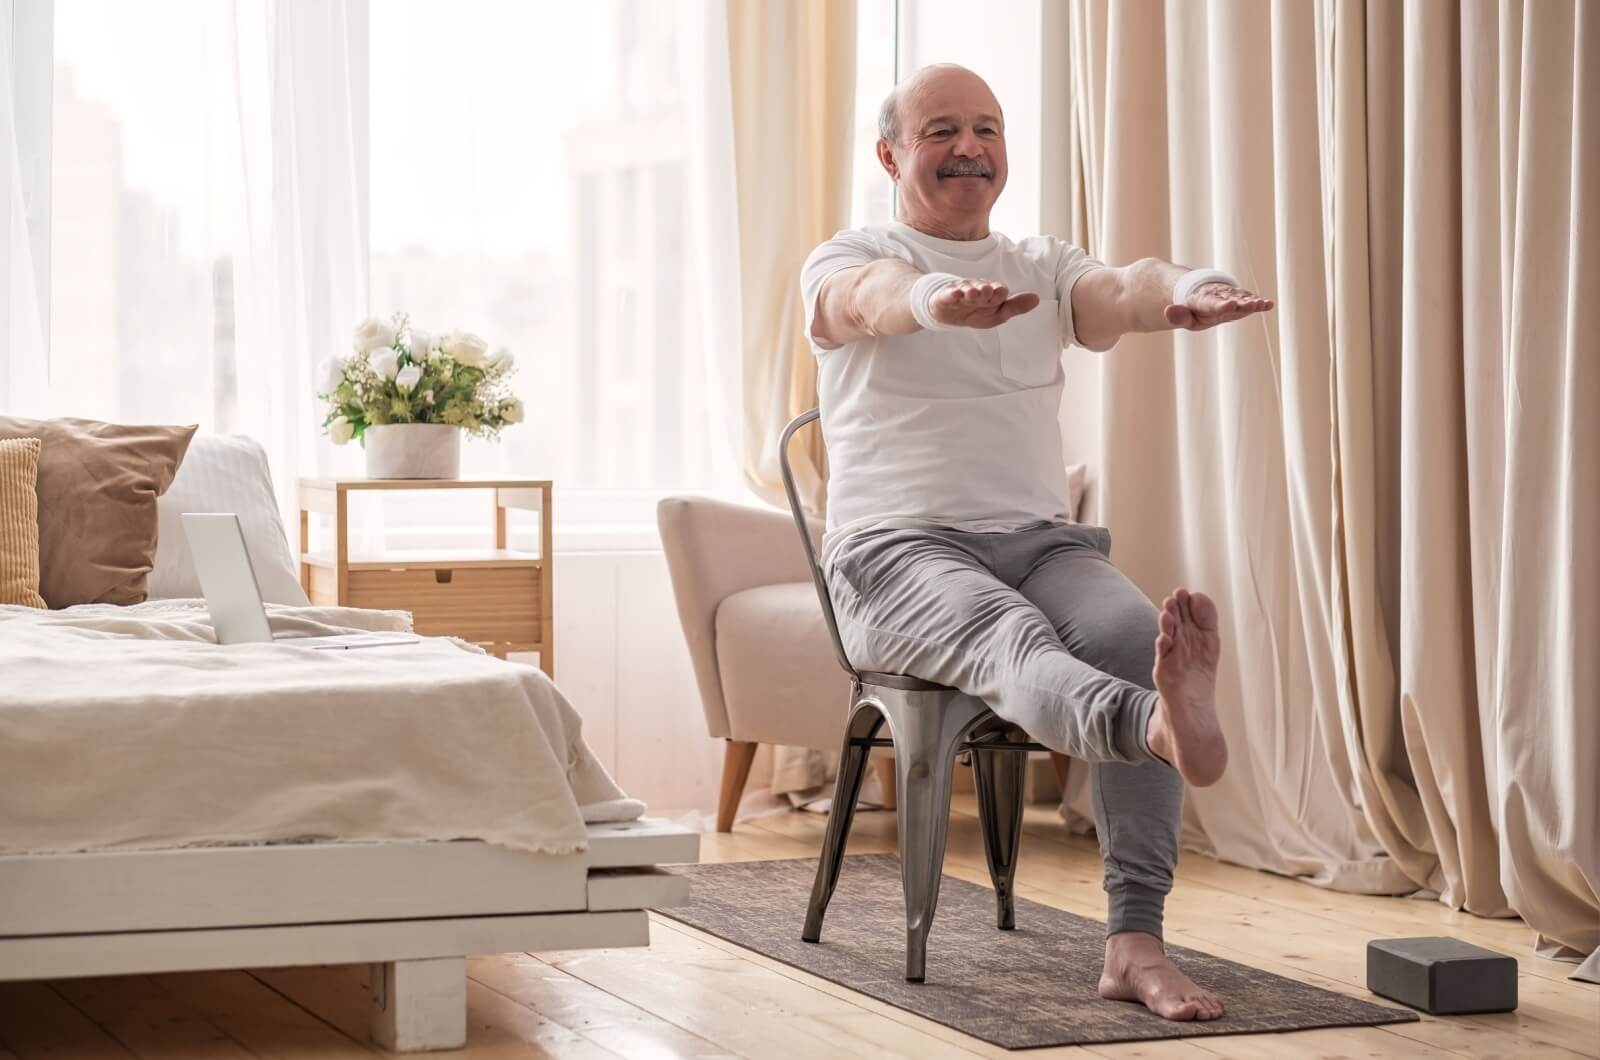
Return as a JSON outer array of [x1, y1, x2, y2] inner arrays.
[[726, 0, 856, 519], [1063, 0, 1598, 977], [726, 0, 857, 799]]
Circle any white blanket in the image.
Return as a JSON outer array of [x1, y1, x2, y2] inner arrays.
[[0, 601, 644, 856]]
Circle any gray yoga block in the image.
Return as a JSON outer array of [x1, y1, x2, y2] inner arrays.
[[1366, 937, 1518, 1014]]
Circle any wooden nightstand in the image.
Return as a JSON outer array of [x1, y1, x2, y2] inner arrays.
[[297, 478, 553, 675]]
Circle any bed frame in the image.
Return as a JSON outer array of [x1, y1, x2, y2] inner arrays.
[[0, 817, 698, 1051]]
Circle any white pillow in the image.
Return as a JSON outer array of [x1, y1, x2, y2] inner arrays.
[[148, 434, 310, 605]]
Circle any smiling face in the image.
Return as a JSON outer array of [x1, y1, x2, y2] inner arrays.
[[877, 65, 1008, 240]]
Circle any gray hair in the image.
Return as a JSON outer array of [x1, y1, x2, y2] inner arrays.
[[878, 86, 902, 144]]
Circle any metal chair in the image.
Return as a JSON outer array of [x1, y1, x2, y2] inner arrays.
[[779, 408, 1049, 982]]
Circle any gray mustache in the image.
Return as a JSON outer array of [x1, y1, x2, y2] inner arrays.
[[937, 160, 994, 178]]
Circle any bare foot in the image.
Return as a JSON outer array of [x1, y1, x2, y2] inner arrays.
[[1099, 931, 1226, 1021], [1146, 588, 1229, 786]]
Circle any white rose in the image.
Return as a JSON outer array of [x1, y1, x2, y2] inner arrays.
[[370, 349, 400, 380], [353, 316, 399, 354], [442, 331, 488, 366], [408, 329, 432, 357], [500, 397, 524, 424], [328, 415, 354, 445], [486, 347, 515, 372], [317, 356, 346, 395], [395, 363, 423, 392]]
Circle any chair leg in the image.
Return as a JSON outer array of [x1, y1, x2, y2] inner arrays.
[[716, 740, 758, 833], [973, 735, 1028, 930], [878, 688, 990, 982], [802, 701, 882, 943]]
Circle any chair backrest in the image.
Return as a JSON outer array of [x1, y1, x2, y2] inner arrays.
[[778, 409, 858, 681]]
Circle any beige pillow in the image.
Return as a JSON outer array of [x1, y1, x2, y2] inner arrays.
[[0, 437, 47, 608], [0, 418, 196, 607]]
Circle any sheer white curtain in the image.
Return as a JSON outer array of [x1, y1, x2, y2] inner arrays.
[[227, 0, 368, 522], [0, 2, 48, 413], [23, 0, 366, 529]]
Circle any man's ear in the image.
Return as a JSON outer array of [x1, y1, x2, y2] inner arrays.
[[876, 138, 899, 181]]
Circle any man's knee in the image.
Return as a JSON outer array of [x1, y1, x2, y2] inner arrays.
[[1085, 602, 1159, 689]]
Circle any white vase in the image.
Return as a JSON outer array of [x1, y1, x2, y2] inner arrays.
[[363, 423, 461, 479]]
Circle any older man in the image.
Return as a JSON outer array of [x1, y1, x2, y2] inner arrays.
[[801, 64, 1273, 1021]]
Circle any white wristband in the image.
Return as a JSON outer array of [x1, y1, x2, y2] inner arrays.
[[909, 272, 962, 332], [1172, 268, 1237, 305]]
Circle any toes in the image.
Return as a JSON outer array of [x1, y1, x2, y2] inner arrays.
[[1190, 592, 1220, 630], [1155, 632, 1173, 657], [1159, 609, 1178, 637], [1164, 998, 1202, 1021]]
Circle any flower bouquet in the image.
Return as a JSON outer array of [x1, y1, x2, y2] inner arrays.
[[318, 313, 522, 478]]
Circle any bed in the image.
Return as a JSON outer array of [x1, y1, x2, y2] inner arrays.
[[0, 436, 698, 1052]]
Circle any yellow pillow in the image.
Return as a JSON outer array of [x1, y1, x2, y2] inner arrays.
[[0, 437, 47, 608]]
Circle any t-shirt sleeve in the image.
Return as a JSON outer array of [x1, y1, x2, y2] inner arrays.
[[800, 229, 895, 354], [1050, 238, 1107, 351]]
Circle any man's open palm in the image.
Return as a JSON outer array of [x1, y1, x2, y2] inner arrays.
[[930, 280, 1040, 329], [1165, 282, 1273, 331]]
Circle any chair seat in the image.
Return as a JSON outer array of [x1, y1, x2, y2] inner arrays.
[[859, 671, 952, 692]]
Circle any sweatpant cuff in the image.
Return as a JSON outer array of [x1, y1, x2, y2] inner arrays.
[[1116, 690, 1161, 763], [1105, 880, 1166, 939]]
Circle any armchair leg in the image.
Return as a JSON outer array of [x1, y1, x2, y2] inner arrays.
[[717, 740, 759, 832], [1050, 752, 1070, 793], [874, 756, 897, 811]]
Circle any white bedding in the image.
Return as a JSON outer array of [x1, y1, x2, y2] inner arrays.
[[0, 601, 644, 857]]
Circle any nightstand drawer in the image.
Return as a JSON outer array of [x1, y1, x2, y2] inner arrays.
[[345, 566, 541, 645]]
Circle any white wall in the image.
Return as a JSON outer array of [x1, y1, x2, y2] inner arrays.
[[538, 549, 724, 817]]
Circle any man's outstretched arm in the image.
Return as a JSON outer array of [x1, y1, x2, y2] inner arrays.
[[1069, 257, 1273, 352], [811, 260, 1040, 349]]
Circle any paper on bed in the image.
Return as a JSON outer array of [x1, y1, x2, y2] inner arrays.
[[0, 601, 645, 856]]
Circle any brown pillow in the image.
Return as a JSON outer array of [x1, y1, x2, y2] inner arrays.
[[0, 437, 47, 608], [0, 418, 196, 607]]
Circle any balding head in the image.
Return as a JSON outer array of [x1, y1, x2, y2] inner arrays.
[[875, 64, 1008, 240], [877, 63, 1000, 145]]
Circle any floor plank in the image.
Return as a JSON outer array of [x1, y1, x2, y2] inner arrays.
[[49, 974, 256, 1058], [0, 981, 139, 1060], [469, 953, 734, 1058], [149, 968, 378, 1058], [249, 964, 374, 1046]]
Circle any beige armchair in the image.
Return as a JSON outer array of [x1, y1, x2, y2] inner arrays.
[[658, 496, 893, 830]]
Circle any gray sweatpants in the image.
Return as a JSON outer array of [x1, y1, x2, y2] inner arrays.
[[825, 521, 1183, 939]]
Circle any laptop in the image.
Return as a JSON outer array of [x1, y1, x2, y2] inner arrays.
[[182, 512, 420, 650]]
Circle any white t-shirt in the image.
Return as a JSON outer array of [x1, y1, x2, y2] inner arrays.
[[800, 221, 1104, 558]]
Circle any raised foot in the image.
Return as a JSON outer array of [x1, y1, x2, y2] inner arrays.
[[1098, 932, 1225, 1022], [1148, 588, 1229, 787]]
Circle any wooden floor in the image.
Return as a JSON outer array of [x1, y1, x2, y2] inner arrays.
[[3, 795, 1596, 1059]]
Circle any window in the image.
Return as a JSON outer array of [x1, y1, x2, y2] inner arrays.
[[368, 0, 735, 499], [851, 0, 898, 229], [48, 0, 239, 427]]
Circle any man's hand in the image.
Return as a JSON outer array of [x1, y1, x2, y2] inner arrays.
[[1164, 282, 1273, 331], [930, 280, 1040, 329]]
